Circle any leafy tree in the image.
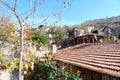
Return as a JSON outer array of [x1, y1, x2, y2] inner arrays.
[[63, 25, 71, 37], [49, 26, 68, 46], [75, 23, 88, 32], [31, 31, 49, 46], [0, 16, 18, 43]]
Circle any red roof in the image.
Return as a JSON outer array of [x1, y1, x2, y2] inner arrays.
[[55, 43, 120, 78]]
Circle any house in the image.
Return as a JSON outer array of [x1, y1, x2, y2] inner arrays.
[[93, 22, 120, 42], [68, 28, 85, 37], [109, 22, 120, 42], [61, 32, 104, 48], [55, 43, 120, 80], [88, 24, 95, 32]]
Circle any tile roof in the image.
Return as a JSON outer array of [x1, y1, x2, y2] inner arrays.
[[55, 43, 120, 78]]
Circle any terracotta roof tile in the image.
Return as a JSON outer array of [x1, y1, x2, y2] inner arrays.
[[55, 43, 120, 78]]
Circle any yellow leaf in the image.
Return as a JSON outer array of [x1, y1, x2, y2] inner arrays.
[[24, 64, 29, 70], [24, 71, 27, 74], [30, 47, 35, 53], [31, 65, 34, 70], [31, 62, 34, 65]]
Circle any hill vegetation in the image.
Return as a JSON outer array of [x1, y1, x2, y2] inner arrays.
[[84, 15, 120, 25]]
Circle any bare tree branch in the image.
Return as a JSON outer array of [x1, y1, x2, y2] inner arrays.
[[31, 13, 60, 26], [14, 0, 17, 11], [23, 0, 46, 23], [0, 0, 23, 27], [0, 0, 13, 11], [53, 17, 61, 25], [30, 0, 71, 26], [27, 0, 32, 18]]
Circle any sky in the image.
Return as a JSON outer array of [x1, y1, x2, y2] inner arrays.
[[0, 0, 120, 27]]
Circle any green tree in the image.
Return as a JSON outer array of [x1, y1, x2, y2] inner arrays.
[[49, 26, 68, 46], [31, 31, 49, 46], [75, 23, 88, 32]]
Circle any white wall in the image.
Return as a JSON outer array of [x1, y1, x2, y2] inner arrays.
[[0, 71, 18, 80]]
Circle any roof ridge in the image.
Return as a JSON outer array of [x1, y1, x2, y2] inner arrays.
[[60, 42, 120, 50]]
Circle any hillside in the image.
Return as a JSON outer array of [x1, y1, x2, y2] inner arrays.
[[84, 15, 120, 25]]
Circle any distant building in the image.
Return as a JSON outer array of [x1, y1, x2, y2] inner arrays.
[[99, 22, 120, 42], [110, 22, 120, 42], [61, 28, 104, 48], [88, 24, 95, 32], [68, 28, 84, 37]]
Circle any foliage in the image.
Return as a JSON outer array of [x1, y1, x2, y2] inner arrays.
[[0, 42, 19, 71], [0, 52, 19, 71], [64, 71, 81, 80], [0, 17, 19, 71], [31, 31, 49, 46], [0, 53, 5, 65], [0, 16, 18, 43], [24, 26, 33, 40], [5, 58, 19, 71], [23, 55, 36, 75], [24, 51, 54, 80], [49, 26, 68, 45], [33, 61, 61, 80], [75, 23, 88, 32], [80, 24, 88, 32], [24, 52, 81, 80], [32, 61, 81, 80]]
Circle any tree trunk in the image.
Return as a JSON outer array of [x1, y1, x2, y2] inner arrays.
[[19, 23, 24, 80]]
